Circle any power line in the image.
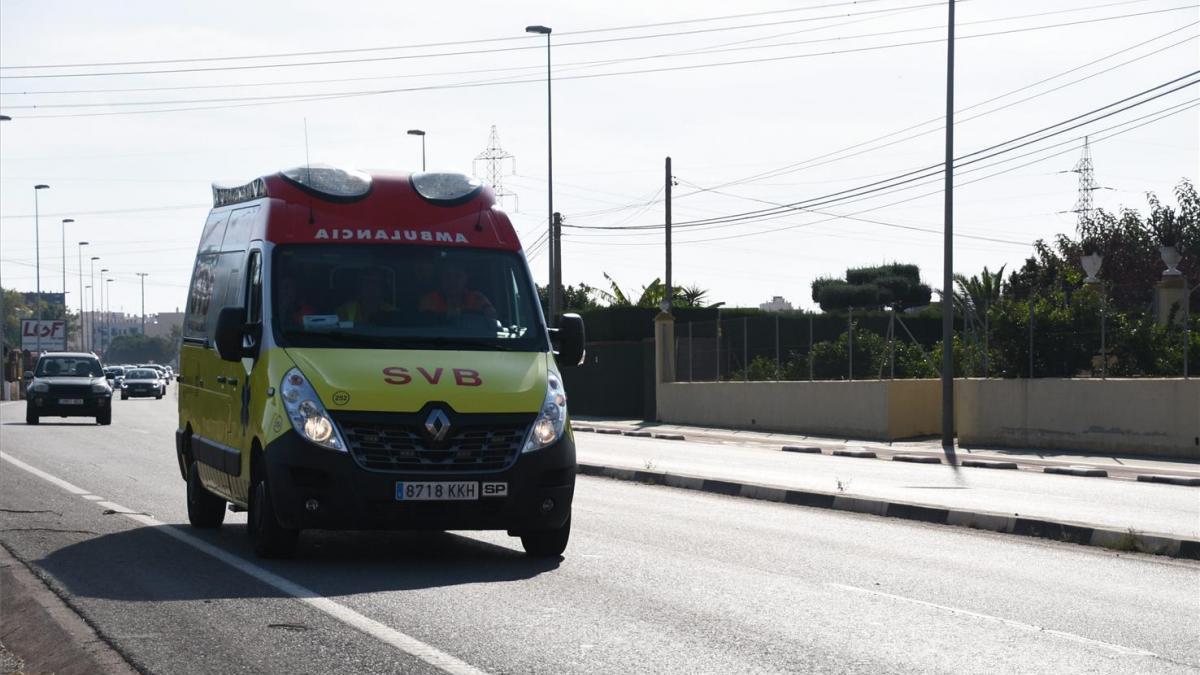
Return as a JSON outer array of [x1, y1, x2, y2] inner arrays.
[[567, 72, 1199, 231], [14, 6, 1193, 119], [0, 0, 902, 71]]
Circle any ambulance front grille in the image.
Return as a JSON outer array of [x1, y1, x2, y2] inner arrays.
[[337, 419, 529, 473]]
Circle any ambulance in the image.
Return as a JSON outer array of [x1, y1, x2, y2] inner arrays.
[[176, 166, 585, 558]]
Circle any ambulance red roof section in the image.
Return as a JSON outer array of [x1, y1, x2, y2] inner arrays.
[[211, 167, 520, 251]]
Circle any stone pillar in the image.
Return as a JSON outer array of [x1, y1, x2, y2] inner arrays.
[[1156, 275, 1187, 326], [654, 311, 676, 385]]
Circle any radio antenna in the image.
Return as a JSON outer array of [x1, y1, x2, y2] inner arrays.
[[304, 118, 315, 224]]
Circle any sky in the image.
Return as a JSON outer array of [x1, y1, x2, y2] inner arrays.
[[1, 0, 1197, 316]]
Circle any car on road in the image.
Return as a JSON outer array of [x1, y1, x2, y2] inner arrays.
[[25, 352, 113, 425], [140, 364, 169, 384], [122, 368, 165, 400], [104, 366, 126, 389], [177, 166, 585, 559]]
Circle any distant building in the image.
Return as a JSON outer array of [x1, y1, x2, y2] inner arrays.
[[759, 296, 793, 312]]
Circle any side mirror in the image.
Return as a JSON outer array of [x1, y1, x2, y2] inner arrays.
[[214, 306, 247, 362], [22, 370, 33, 380], [552, 313, 586, 367]]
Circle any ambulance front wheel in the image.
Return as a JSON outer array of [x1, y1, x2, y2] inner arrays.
[[519, 515, 571, 558], [249, 474, 298, 558]]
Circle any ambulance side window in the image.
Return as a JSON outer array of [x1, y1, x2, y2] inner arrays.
[[184, 253, 218, 340], [245, 251, 263, 324], [198, 212, 230, 255], [223, 206, 260, 252]]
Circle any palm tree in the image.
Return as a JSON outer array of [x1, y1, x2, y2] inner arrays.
[[951, 265, 1005, 329]]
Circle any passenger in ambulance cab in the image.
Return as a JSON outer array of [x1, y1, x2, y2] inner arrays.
[[278, 276, 316, 328], [337, 268, 394, 325], [419, 264, 496, 321]]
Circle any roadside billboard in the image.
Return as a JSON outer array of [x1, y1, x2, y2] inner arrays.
[[21, 320, 67, 351]]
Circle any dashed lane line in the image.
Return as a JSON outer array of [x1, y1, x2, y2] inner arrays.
[[0, 451, 488, 675]]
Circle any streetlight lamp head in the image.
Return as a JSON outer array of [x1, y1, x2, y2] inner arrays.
[[525, 25, 552, 34], [79, 241, 89, 246], [0, 114, 11, 121], [406, 129, 425, 136], [91, 256, 100, 261], [62, 218, 75, 224], [34, 184, 49, 190]]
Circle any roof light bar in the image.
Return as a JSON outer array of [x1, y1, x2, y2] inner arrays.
[[410, 172, 483, 206], [281, 164, 372, 201], [212, 177, 267, 208]]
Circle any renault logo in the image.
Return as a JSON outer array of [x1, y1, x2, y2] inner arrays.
[[424, 409, 451, 441]]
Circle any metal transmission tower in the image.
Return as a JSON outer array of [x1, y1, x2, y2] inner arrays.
[[1070, 136, 1098, 230], [473, 125, 518, 211]]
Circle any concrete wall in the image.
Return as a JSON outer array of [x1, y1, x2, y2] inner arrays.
[[957, 378, 1200, 459], [656, 380, 942, 441]]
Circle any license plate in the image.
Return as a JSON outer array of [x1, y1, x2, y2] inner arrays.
[[59, 398, 84, 405], [395, 481, 478, 501]]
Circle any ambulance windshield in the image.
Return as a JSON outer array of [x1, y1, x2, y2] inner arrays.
[[272, 245, 548, 352]]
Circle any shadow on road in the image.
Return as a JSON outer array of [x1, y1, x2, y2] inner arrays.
[[37, 523, 559, 602]]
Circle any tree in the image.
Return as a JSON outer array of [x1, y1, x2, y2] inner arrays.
[[592, 274, 714, 308], [812, 263, 932, 311], [105, 334, 174, 365], [537, 283, 601, 315]]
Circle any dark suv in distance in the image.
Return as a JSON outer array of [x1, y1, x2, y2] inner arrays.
[[25, 352, 113, 425]]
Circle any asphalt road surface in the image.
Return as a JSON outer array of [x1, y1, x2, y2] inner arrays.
[[1, 397, 1198, 674]]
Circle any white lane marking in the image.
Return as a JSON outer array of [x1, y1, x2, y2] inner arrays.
[[82, 495, 104, 501], [1, 452, 488, 675], [828, 582, 1156, 657], [2, 453, 91, 495]]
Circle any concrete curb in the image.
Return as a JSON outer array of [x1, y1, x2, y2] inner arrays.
[[782, 445, 822, 454], [1137, 474, 1200, 487], [622, 431, 652, 438], [576, 463, 1200, 560], [832, 449, 877, 459], [0, 543, 139, 674], [1044, 466, 1109, 478], [653, 433, 687, 441], [893, 454, 941, 464], [962, 459, 1019, 470]]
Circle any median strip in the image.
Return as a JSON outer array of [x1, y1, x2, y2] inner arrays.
[[961, 459, 1019, 470], [1044, 466, 1109, 478], [576, 462, 1199, 560], [832, 449, 877, 459]]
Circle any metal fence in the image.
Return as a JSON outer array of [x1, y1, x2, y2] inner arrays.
[[674, 305, 1197, 382]]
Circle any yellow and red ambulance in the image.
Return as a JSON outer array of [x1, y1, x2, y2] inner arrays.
[[176, 166, 584, 558]]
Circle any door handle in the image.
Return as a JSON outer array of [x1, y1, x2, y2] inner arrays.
[[216, 375, 226, 384]]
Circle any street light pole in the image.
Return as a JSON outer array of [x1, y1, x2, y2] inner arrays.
[[940, 0, 957, 461], [33, 184, 50, 354], [100, 269, 109, 352], [137, 273, 148, 334], [525, 24, 555, 323], [105, 278, 114, 352], [77, 240, 88, 350], [406, 129, 426, 171], [61, 218, 74, 347], [90, 257, 99, 351]]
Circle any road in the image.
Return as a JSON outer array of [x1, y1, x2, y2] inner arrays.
[[1, 396, 1198, 674]]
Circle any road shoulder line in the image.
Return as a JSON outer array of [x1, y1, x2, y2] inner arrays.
[[576, 463, 1199, 560]]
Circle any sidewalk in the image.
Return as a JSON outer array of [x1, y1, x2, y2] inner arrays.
[[570, 417, 1200, 558]]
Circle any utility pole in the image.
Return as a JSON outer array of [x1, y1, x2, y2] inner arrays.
[[33, 184, 50, 354], [551, 212, 562, 321], [664, 156, 673, 314], [940, 0, 957, 461], [61, 218, 72, 346], [137, 273, 149, 334]]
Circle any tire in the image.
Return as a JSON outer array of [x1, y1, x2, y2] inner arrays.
[[249, 475, 298, 558], [120, 392, 128, 400], [187, 461, 226, 529], [97, 410, 112, 426], [520, 515, 571, 558], [155, 393, 163, 400], [25, 408, 39, 425]]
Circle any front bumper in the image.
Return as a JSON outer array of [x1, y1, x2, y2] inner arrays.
[[262, 428, 576, 532], [122, 385, 161, 397], [27, 394, 110, 417]]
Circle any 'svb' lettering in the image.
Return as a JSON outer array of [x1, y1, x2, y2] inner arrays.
[[453, 369, 482, 387], [382, 367, 411, 385], [417, 367, 443, 384]]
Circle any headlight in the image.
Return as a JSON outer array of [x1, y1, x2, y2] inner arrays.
[[91, 383, 111, 394], [30, 382, 49, 393], [523, 372, 567, 453], [280, 368, 345, 451]]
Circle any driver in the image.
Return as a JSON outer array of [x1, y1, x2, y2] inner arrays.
[[419, 264, 496, 321]]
